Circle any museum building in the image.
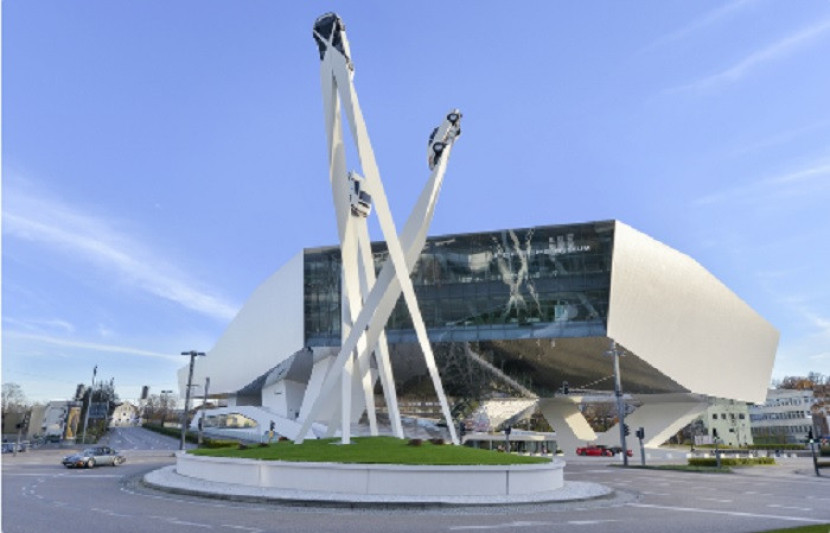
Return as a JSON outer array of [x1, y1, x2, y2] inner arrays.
[[179, 219, 779, 452]]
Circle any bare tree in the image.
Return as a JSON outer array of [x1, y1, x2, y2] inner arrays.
[[1, 383, 28, 419]]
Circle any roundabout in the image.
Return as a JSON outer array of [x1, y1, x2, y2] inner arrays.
[[144, 454, 611, 506]]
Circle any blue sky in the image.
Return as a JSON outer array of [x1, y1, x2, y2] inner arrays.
[[3, 1, 829, 403]]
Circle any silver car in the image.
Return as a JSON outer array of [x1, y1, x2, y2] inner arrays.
[[62, 446, 125, 468]]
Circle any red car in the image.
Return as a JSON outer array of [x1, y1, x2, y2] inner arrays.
[[576, 445, 614, 457]]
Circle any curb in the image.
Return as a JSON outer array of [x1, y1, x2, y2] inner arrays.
[[142, 465, 616, 509]]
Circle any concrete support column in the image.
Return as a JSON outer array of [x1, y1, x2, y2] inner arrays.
[[538, 398, 597, 455]]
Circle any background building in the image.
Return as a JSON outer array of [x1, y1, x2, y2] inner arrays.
[[750, 389, 816, 444], [179, 220, 779, 452]]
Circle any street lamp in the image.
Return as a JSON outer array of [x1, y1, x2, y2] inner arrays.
[[160, 390, 173, 426], [180, 351, 205, 450], [605, 340, 629, 466]]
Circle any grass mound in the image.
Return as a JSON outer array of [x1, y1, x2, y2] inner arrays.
[[190, 436, 549, 466]]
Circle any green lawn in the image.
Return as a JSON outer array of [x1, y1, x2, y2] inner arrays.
[[190, 436, 550, 465], [754, 525, 830, 533], [613, 464, 733, 474]]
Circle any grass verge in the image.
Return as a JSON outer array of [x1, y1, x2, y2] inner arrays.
[[189, 436, 550, 465], [611, 464, 733, 473], [753, 524, 830, 533]]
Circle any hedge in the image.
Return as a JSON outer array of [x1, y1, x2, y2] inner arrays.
[[688, 457, 775, 467]]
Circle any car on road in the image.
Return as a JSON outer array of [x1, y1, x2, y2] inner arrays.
[[607, 445, 634, 457], [2, 442, 26, 454], [575, 445, 614, 457], [62, 446, 125, 468]]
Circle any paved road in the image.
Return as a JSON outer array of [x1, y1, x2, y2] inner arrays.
[[3, 427, 829, 533]]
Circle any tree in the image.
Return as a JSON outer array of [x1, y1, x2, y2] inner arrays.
[[1, 383, 28, 419], [779, 376, 817, 390], [142, 393, 178, 426]]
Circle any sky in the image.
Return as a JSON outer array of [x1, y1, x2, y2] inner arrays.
[[3, 1, 830, 404]]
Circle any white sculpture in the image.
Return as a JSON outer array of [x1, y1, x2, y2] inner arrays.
[[296, 13, 462, 444]]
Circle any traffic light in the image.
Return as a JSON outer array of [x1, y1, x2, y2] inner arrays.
[[270, 420, 276, 432], [562, 381, 569, 395], [141, 385, 150, 400], [712, 428, 719, 439], [623, 424, 630, 437], [636, 427, 645, 440], [807, 428, 814, 443]]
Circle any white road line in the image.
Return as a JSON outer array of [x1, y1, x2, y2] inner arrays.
[[628, 503, 828, 523], [449, 521, 553, 530], [768, 504, 813, 512], [698, 497, 733, 503]]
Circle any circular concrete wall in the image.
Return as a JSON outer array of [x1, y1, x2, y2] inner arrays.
[[176, 453, 565, 499]]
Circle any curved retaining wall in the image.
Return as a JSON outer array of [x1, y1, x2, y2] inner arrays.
[[176, 453, 565, 497]]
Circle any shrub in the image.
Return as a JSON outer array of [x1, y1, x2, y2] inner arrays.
[[407, 438, 423, 447], [429, 438, 445, 446], [202, 439, 238, 449], [688, 457, 775, 467], [238, 443, 248, 450]]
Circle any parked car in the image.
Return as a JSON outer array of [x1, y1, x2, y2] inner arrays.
[[607, 446, 634, 457], [2, 442, 25, 454], [576, 445, 614, 457], [62, 446, 125, 468]]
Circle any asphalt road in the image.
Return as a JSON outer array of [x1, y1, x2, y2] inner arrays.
[[3, 427, 829, 533]]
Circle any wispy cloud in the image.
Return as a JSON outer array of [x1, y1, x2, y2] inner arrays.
[[645, 0, 758, 51], [3, 182, 239, 322], [670, 18, 830, 93], [4, 331, 181, 362], [695, 159, 830, 206]]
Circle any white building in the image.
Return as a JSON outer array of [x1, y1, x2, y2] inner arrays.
[[750, 389, 816, 444], [699, 399, 753, 447], [109, 402, 139, 427], [178, 220, 779, 452]]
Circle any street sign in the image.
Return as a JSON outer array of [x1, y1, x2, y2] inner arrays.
[[88, 402, 108, 419]]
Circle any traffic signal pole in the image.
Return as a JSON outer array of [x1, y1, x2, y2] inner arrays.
[[610, 340, 629, 466]]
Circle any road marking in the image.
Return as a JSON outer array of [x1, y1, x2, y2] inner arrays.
[[698, 497, 733, 503], [449, 521, 552, 530], [628, 503, 827, 523], [567, 520, 619, 525], [768, 504, 813, 512], [641, 491, 670, 496]]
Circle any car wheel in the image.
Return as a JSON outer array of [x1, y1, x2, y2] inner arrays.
[[86, 459, 95, 468]]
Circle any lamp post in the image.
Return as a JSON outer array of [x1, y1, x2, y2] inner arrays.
[[180, 351, 205, 450], [198, 377, 210, 446], [160, 390, 173, 426], [81, 365, 97, 445], [606, 340, 629, 466]]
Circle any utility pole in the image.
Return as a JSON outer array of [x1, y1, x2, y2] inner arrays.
[[607, 340, 629, 466], [160, 390, 173, 427], [198, 377, 210, 446], [180, 351, 205, 451], [81, 365, 97, 445]]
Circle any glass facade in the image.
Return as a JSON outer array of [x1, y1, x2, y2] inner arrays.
[[304, 221, 615, 347]]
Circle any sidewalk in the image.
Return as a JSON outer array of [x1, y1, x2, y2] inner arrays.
[[143, 465, 615, 507]]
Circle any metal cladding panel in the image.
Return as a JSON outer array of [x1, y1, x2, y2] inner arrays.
[[607, 221, 778, 404], [178, 252, 305, 395]]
